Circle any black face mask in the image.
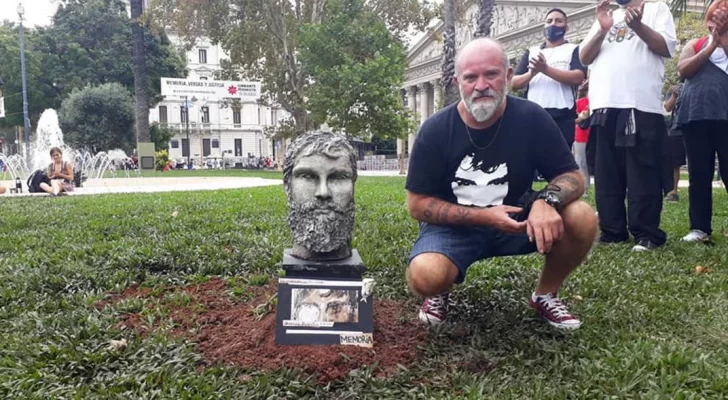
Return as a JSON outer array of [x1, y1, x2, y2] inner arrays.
[[544, 25, 566, 41]]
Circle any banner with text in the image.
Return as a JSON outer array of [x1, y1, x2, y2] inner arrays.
[[161, 78, 261, 101]]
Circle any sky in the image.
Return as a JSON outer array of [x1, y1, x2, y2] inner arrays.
[[0, 0, 58, 27]]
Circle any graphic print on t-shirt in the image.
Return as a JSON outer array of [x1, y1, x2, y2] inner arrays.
[[606, 22, 636, 43], [451, 153, 509, 207]]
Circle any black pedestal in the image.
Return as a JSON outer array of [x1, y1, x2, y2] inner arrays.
[[275, 248, 374, 347]]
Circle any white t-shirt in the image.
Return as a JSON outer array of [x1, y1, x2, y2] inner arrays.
[[582, 1, 677, 114], [526, 43, 582, 110]]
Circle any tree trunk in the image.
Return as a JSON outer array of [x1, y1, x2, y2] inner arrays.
[[130, 0, 150, 144], [441, 0, 458, 107], [474, 0, 494, 38]]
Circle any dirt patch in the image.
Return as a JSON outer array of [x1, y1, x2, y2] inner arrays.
[[101, 277, 426, 382]]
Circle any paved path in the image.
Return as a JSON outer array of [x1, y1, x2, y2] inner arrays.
[[0, 177, 281, 197]]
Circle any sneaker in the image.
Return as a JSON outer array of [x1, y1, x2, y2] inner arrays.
[[665, 191, 679, 202], [418, 292, 449, 325], [681, 229, 709, 242], [632, 239, 658, 252], [529, 292, 581, 330]]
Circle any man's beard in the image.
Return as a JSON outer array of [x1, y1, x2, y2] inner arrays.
[[460, 85, 508, 123], [288, 199, 355, 253]]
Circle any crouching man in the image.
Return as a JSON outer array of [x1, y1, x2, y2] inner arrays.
[[406, 38, 598, 330]]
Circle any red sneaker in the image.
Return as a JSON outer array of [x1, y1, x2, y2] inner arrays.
[[529, 292, 581, 330], [418, 292, 449, 325]]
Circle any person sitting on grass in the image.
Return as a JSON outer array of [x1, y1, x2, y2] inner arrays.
[[405, 38, 598, 330], [39, 147, 74, 196]]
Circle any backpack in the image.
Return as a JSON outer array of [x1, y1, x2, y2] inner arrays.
[[27, 169, 50, 193]]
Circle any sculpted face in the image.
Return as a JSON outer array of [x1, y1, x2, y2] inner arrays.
[[290, 151, 354, 210], [284, 131, 357, 260]]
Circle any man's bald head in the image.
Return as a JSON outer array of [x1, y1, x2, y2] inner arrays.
[[454, 38, 510, 77]]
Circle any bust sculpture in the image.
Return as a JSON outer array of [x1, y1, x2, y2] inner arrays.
[[283, 131, 357, 261]]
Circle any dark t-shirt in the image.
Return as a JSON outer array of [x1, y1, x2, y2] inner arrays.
[[405, 96, 578, 207]]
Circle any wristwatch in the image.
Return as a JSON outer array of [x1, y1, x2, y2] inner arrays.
[[537, 190, 562, 210]]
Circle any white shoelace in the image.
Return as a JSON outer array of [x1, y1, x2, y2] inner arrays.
[[540, 295, 571, 319], [426, 294, 448, 313]]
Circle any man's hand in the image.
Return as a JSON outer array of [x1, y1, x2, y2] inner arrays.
[[597, 0, 614, 33], [483, 205, 527, 234], [625, 2, 644, 30], [529, 53, 548, 74], [527, 200, 564, 254]]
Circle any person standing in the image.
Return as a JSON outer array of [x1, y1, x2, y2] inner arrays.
[[674, 1, 728, 242], [512, 8, 587, 149], [662, 84, 687, 202], [574, 79, 591, 194], [579, 0, 677, 251]]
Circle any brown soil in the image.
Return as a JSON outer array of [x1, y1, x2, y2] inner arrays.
[[100, 277, 425, 382]]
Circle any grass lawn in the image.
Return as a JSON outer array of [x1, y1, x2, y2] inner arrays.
[[1, 175, 727, 399]]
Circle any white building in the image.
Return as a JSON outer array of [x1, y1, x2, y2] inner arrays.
[[148, 36, 289, 166]]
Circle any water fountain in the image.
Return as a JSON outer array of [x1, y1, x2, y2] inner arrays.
[[0, 109, 139, 183], [1, 108, 281, 195]]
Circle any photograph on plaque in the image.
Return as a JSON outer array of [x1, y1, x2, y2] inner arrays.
[[275, 278, 374, 346], [291, 288, 359, 324]]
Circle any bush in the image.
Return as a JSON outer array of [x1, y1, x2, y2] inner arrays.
[[155, 149, 170, 171], [59, 83, 136, 154]]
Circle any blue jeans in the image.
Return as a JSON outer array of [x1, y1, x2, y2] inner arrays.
[[409, 222, 537, 283]]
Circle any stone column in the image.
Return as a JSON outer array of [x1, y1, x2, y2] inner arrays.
[[431, 79, 441, 112], [418, 83, 429, 125], [406, 86, 418, 155]]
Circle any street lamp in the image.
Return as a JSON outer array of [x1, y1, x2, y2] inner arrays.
[[17, 2, 31, 164]]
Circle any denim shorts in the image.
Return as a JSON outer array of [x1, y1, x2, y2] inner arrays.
[[408, 222, 537, 283]]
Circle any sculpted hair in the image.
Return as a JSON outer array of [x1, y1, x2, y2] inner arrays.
[[283, 131, 358, 196]]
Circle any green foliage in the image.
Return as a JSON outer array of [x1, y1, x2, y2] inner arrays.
[[150, 122, 175, 151], [1, 172, 727, 397], [299, 0, 415, 140], [149, 0, 433, 138], [0, 0, 185, 130], [59, 83, 136, 153], [0, 23, 62, 129], [155, 149, 170, 171]]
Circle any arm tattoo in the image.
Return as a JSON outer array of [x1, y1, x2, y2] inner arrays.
[[418, 197, 475, 226], [547, 172, 585, 205]]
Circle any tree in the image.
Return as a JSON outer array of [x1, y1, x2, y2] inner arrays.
[[149, 122, 175, 151], [130, 0, 150, 143], [59, 83, 136, 153], [441, 0, 458, 106], [298, 0, 415, 140], [474, 0, 494, 38], [148, 0, 434, 139], [0, 23, 61, 130], [0, 0, 185, 132]]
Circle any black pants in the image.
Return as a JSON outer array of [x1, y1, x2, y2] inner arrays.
[[682, 120, 728, 234], [553, 115, 576, 150], [593, 112, 667, 245]]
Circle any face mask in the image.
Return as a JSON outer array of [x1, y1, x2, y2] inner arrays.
[[615, 0, 631, 5], [544, 25, 566, 41]]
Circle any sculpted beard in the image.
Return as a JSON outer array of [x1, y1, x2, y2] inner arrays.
[[288, 199, 355, 253], [460, 85, 508, 122]]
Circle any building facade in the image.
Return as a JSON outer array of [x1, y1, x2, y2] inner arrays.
[[398, 0, 600, 157], [148, 37, 289, 165]]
